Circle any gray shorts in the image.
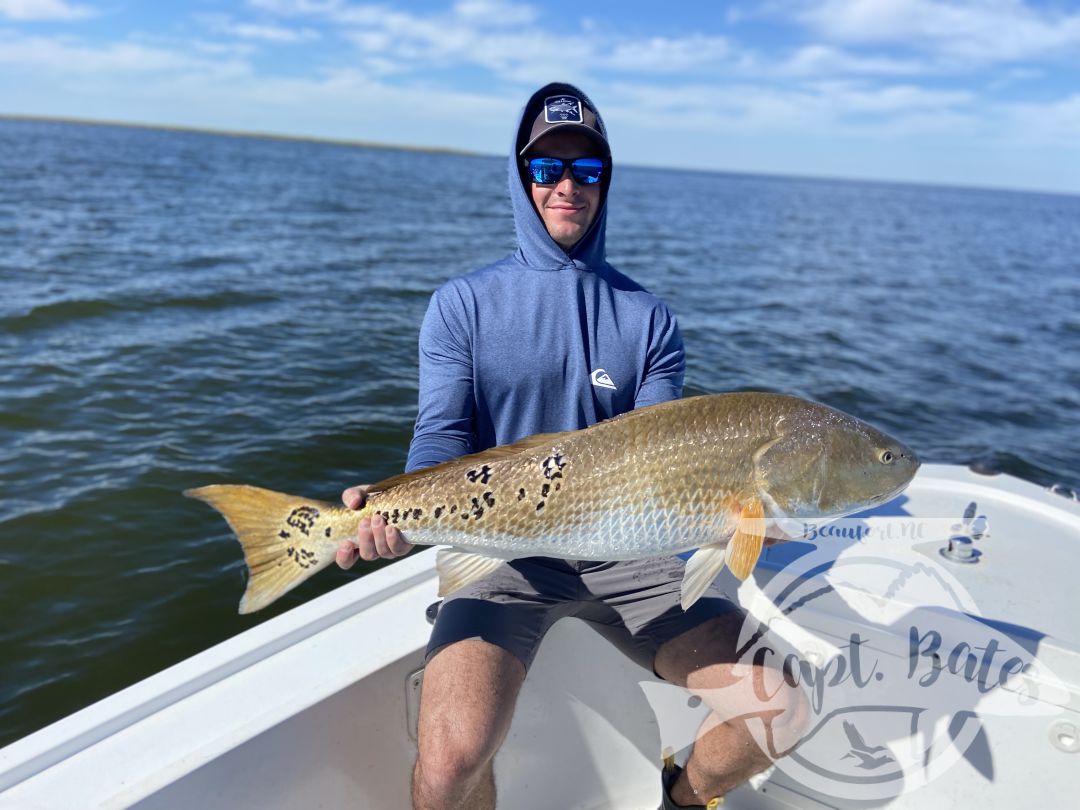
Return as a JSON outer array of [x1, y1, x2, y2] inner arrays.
[[425, 555, 742, 673]]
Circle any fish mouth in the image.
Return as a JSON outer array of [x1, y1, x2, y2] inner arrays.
[[835, 468, 920, 517], [870, 469, 920, 508]]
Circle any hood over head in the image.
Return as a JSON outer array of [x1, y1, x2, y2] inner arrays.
[[509, 82, 612, 269]]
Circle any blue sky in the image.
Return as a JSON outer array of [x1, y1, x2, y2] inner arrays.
[[2, 0, 1080, 193]]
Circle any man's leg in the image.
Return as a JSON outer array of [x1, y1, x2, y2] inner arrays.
[[412, 638, 526, 810], [653, 612, 808, 807]]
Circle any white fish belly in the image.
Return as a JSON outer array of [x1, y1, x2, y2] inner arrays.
[[416, 507, 731, 560]]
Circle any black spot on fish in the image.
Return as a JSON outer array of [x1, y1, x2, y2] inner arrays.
[[541, 483, 550, 498], [468, 496, 487, 520], [466, 464, 493, 485], [391, 509, 400, 523], [483, 491, 495, 507], [286, 546, 311, 568], [555, 483, 561, 491], [450, 505, 457, 514], [517, 488, 526, 501], [542, 454, 566, 480], [434, 506, 444, 518], [279, 530, 291, 539], [413, 508, 423, 518], [284, 547, 317, 570], [461, 513, 469, 520], [536, 501, 545, 512], [287, 506, 320, 536], [324, 527, 332, 538]]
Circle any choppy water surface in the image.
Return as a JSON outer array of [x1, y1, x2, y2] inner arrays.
[[1, 119, 1078, 747]]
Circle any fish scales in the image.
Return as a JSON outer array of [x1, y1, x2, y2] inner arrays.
[[359, 396, 764, 559], [186, 392, 920, 613]]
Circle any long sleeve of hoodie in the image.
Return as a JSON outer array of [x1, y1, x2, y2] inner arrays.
[[405, 286, 476, 473]]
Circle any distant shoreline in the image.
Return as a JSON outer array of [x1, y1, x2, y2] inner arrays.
[[0, 112, 483, 159], [2, 112, 1075, 200]]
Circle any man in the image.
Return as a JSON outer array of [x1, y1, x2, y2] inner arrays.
[[337, 83, 805, 809]]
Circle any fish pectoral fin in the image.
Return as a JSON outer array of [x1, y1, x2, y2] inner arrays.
[[726, 497, 766, 581], [435, 548, 509, 597], [681, 545, 727, 611]]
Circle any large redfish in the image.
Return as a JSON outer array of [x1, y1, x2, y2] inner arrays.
[[187, 393, 919, 614]]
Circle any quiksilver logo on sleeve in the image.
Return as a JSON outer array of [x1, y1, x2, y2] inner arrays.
[[591, 368, 617, 390], [545, 95, 583, 123]]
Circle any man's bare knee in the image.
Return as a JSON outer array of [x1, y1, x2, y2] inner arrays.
[[413, 639, 525, 808], [413, 753, 494, 809]]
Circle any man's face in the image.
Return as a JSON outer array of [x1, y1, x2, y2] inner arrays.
[[525, 131, 603, 251]]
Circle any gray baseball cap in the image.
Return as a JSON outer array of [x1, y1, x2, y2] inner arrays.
[[519, 92, 610, 156]]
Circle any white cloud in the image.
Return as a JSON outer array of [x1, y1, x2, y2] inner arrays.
[[330, 4, 600, 84], [792, 0, 1080, 65], [605, 77, 979, 141], [0, 0, 95, 20], [452, 0, 536, 27], [240, 0, 1080, 85], [775, 44, 927, 77], [607, 82, 821, 133], [985, 65, 1042, 91], [191, 39, 259, 57], [810, 80, 975, 114], [229, 22, 319, 41], [247, 0, 742, 80], [999, 93, 1080, 143], [0, 32, 250, 78], [245, 0, 342, 14], [605, 35, 732, 73], [198, 14, 320, 43]]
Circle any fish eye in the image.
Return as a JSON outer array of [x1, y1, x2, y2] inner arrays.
[[879, 450, 894, 464]]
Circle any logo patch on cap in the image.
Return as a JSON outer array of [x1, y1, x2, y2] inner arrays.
[[544, 95, 583, 124]]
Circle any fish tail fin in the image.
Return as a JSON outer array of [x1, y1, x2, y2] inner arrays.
[[185, 484, 338, 614]]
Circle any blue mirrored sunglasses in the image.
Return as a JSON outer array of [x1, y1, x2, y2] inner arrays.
[[523, 156, 605, 185]]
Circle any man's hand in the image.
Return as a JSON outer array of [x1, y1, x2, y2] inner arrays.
[[335, 485, 415, 569]]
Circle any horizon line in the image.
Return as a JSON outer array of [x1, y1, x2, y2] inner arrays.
[[2, 112, 1076, 201]]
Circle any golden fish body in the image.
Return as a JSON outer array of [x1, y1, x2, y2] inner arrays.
[[188, 393, 919, 613]]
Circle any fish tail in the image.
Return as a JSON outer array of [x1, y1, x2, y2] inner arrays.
[[185, 484, 339, 614]]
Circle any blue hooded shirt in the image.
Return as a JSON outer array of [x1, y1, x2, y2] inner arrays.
[[405, 83, 685, 473]]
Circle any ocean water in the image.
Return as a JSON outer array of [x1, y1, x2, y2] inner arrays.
[[1, 118, 1078, 748]]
